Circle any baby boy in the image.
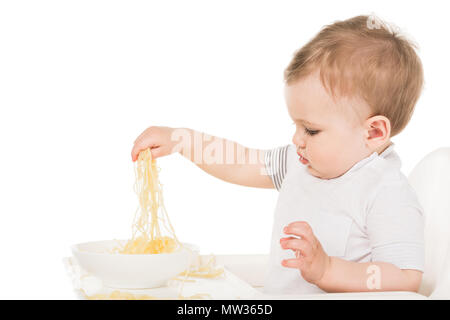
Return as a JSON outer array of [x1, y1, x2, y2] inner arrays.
[[131, 15, 425, 294]]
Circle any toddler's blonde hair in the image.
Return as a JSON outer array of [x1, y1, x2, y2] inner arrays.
[[284, 15, 424, 137]]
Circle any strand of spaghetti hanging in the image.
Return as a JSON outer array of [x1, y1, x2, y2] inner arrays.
[[113, 148, 181, 254]]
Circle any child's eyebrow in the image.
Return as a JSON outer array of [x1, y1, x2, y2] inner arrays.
[[294, 119, 320, 126]]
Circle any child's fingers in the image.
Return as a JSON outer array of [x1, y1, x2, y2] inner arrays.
[[131, 135, 157, 160], [131, 145, 166, 162], [131, 143, 150, 162], [283, 222, 315, 244], [131, 144, 144, 161], [281, 258, 304, 269], [280, 236, 298, 241], [280, 237, 311, 257]]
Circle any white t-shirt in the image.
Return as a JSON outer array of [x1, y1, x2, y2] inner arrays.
[[263, 142, 425, 295]]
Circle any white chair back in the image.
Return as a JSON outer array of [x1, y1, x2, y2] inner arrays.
[[408, 147, 450, 297]]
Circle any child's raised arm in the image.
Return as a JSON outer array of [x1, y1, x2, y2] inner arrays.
[[131, 126, 274, 189]]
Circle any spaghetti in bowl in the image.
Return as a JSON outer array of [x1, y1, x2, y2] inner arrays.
[[71, 148, 200, 289], [71, 240, 199, 289]]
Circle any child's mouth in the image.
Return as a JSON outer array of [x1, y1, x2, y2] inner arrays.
[[298, 154, 309, 165]]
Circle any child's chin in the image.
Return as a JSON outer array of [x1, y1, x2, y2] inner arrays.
[[306, 165, 319, 176], [307, 166, 328, 179]]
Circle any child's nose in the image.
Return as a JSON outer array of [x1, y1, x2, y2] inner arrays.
[[292, 133, 306, 148]]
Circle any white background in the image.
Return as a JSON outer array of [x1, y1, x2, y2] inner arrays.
[[0, 0, 448, 299]]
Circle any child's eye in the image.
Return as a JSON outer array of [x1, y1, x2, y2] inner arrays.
[[305, 128, 320, 136], [292, 122, 320, 136]]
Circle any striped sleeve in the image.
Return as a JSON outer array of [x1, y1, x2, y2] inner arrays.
[[264, 145, 290, 191]]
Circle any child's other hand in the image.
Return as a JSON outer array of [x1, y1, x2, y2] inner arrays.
[[131, 126, 176, 162], [280, 221, 331, 285]]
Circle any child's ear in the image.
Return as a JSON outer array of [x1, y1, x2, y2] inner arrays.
[[364, 115, 391, 149]]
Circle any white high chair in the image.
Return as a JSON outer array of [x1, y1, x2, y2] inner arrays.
[[409, 147, 450, 298], [215, 147, 450, 299]]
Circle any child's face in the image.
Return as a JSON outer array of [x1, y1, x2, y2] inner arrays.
[[285, 71, 375, 179]]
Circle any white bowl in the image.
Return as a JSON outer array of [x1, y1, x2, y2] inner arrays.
[[71, 240, 199, 289]]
